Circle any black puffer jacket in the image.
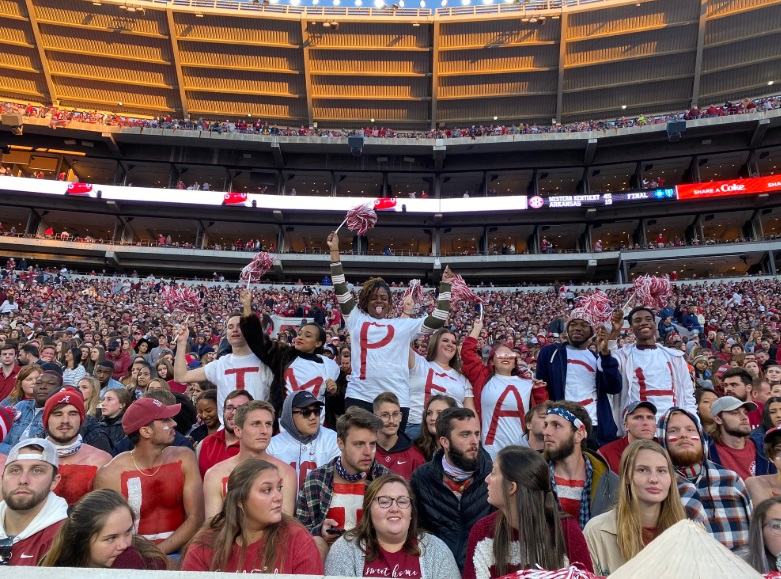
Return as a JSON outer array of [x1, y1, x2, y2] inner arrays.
[[410, 448, 495, 573], [96, 412, 126, 452]]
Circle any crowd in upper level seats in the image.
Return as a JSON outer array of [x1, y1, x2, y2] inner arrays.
[[3, 239, 781, 574], [3, 94, 780, 141]]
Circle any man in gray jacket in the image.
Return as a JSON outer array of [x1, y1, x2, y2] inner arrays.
[[543, 400, 619, 529]]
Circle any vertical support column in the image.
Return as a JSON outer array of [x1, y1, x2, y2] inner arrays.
[[768, 250, 777, 275], [434, 228, 441, 256], [112, 217, 123, 244], [25, 209, 40, 236], [433, 174, 441, 198], [530, 170, 539, 196]]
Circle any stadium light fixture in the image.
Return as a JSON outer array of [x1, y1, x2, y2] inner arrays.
[[313, 0, 319, 4], [621, 105, 627, 110], [195, 12, 203, 17], [290, 0, 301, 5], [333, 0, 340, 5], [374, 0, 383, 6], [355, 0, 362, 5], [461, 0, 470, 5], [770, 81, 775, 86]]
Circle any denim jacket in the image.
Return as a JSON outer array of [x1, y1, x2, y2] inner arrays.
[[0, 400, 45, 454]]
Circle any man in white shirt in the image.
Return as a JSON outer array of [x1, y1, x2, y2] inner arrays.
[[610, 306, 696, 431], [268, 391, 339, 489], [174, 313, 272, 423]]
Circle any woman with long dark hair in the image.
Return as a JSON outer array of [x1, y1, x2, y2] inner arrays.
[[326, 231, 456, 431], [62, 347, 87, 387], [407, 328, 475, 440], [584, 440, 686, 575], [181, 459, 322, 574], [325, 474, 459, 578], [40, 489, 168, 569], [85, 345, 105, 376], [240, 289, 339, 422], [413, 394, 458, 461], [464, 445, 592, 579], [747, 496, 781, 573]]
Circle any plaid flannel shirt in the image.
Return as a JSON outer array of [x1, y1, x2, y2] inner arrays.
[[549, 454, 594, 530], [676, 459, 752, 556], [295, 458, 392, 536]]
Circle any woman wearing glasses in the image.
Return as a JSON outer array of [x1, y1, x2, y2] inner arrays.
[[462, 318, 548, 459], [747, 496, 781, 572], [325, 474, 459, 578]]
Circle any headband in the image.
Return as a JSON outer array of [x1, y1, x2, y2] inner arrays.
[[546, 407, 585, 431]]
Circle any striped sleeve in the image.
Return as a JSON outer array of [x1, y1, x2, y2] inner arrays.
[[421, 282, 452, 334], [330, 261, 355, 316]]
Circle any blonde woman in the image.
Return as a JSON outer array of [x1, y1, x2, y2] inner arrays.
[[583, 440, 686, 575], [77, 376, 102, 418]]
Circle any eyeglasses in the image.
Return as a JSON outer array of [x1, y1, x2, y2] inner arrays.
[[224, 404, 243, 413], [379, 412, 402, 422], [765, 519, 781, 535], [375, 496, 412, 509], [293, 408, 320, 419]]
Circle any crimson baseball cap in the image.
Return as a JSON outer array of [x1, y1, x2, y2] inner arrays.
[[122, 398, 181, 434]]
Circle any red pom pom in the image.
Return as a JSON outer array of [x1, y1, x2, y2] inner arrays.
[[497, 565, 603, 579], [570, 291, 613, 327], [403, 279, 424, 305], [632, 275, 673, 310], [450, 275, 483, 304], [241, 252, 275, 284], [161, 286, 202, 314], [345, 204, 378, 236]]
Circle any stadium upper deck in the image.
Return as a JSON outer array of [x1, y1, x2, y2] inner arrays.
[[0, 0, 779, 128]]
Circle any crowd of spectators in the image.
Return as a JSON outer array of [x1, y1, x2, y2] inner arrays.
[[0, 267, 779, 363], [3, 94, 780, 141], [3, 258, 781, 573]]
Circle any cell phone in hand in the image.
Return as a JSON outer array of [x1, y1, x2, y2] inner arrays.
[[326, 528, 345, 535]]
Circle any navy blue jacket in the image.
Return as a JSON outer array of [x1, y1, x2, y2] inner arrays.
[[535, 343, 622, 445], [707, 429, 775, 477]]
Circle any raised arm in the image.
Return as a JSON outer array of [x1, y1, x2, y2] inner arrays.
[[328, 232, 356, 317], [419, 266, 455, 334], [173, 324, 207, 384]]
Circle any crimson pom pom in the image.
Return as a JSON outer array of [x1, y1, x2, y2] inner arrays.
[[344, 204, 378, 236], [497, 565, 602, 579], [241, 252, 275, 285], [632, 275, 673, 310], [450, 274, 483, 304], [403, 279, 424, 305], [570, 291, 613, 327], [161, 285, 202, 314]]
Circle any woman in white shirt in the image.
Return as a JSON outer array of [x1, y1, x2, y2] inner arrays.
[[327, 231, 456, 431], [407, 328, 475, 439]]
